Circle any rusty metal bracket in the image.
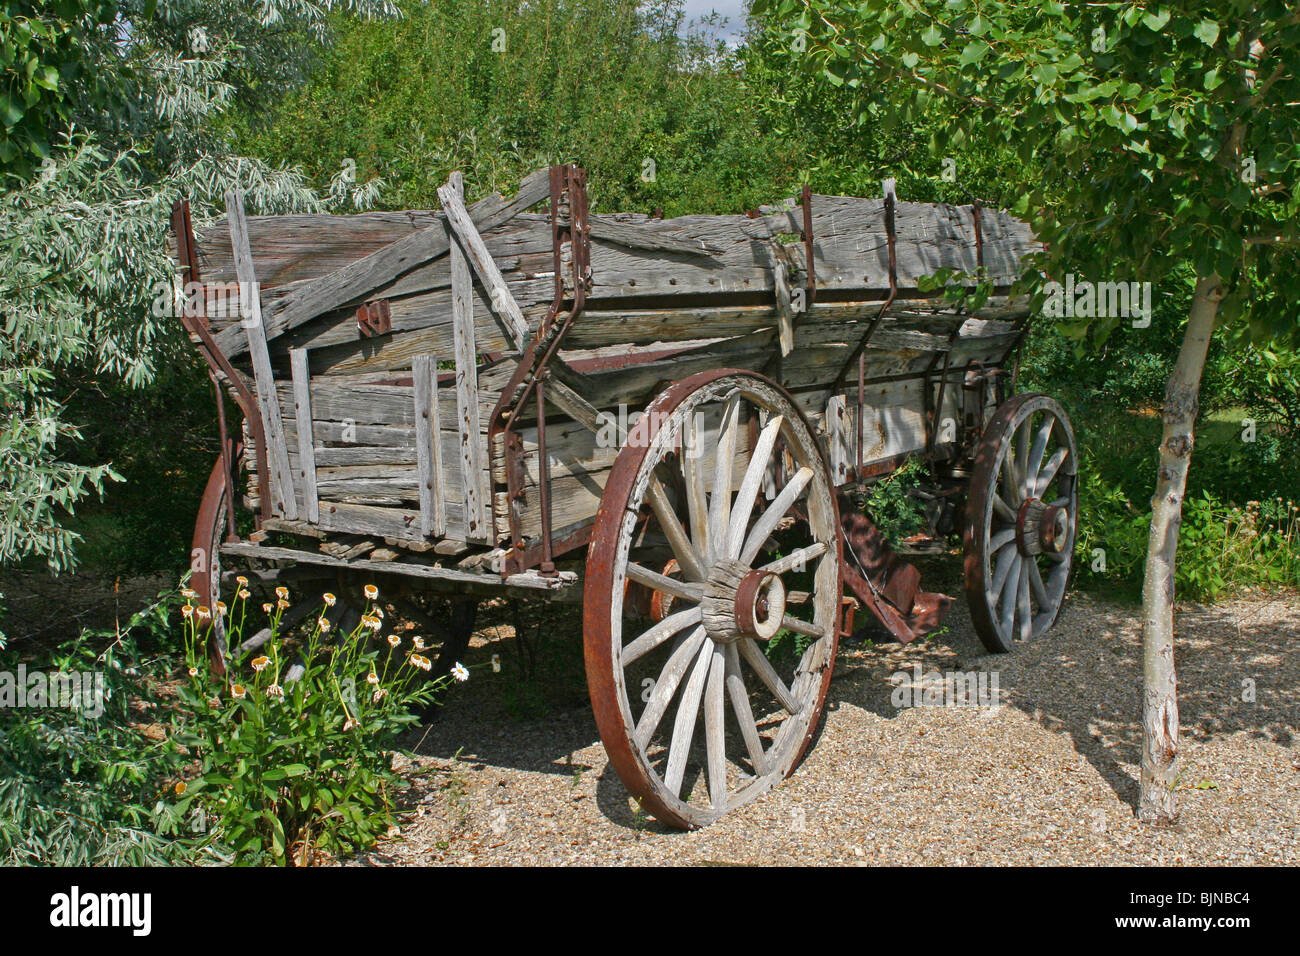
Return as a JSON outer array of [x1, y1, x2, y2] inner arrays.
[[356, 298, 392, 337], [800, 184, 817, 305], [487, 164, 592, 575], [170, 199, 271, 528]]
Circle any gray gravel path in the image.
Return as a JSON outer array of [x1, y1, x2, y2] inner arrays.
[[355, 590, 1299, 866]]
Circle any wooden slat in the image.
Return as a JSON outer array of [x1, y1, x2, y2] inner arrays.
[[227, 189, 298, 520], [214, 168, 550, 358], [219, 541, 574, 592], [437, 172, 530, 348], [588, 215, 721, 256], [447, 174, 489, 542], [413, 355, 447, 538], [289, 348, 319, 523]]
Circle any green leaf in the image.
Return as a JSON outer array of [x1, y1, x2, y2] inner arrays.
[[960, 40, 989, 65], [1142, 8, 1171, 32], [921, 25, 943, 47], [1193, 20, 1220, 47]]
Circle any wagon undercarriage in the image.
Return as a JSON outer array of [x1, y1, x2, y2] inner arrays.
[[171, 165, 1077, 827]]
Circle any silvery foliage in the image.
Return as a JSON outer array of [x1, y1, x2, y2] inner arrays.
[[0, 1, 396, 622]]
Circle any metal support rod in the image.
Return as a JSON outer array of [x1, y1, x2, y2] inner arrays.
[[535, 376, 556, 575], [171, 199, 270, 528], [856, 352, 865, 477], [210, 370, 239, 541]]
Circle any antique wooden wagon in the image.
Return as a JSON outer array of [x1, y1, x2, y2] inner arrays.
[[170, 165, 1078, 828]]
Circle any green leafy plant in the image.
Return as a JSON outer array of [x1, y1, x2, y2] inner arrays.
[[163, 581, 465, 865], [0, 588, 206, 865], [862, 458, 930, 545]]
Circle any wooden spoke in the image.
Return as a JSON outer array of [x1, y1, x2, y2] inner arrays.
[[1015, 419, 1032, 499], [1026, 554, 1049, 606], [622, 606, 704, 666], [724, 642, 768, 775], [998, 554, 1020, 638], [707, 393, 742, 562], [663, 639, 714, 797], [646, 477, 707, 582], [1000, 440, 1022, 505], [988, 526, 1017, 554], [1036, 447, 1070, 495], [1016, 560, 1033, 642], [703, 646, 728, 810], [1026, 418, 1053, 492], [724, 414, 783, 559], [759, 541, 828, 576], [780, 615, 826, 639], [992, 492, 1017, 523], [635, 626, 707, 749], [681, 410, 711, 563], [988, 542, 1019, 604], [738, 465, 814, 566], [625, 561, 703, 603], [738, 638, 799, 714]]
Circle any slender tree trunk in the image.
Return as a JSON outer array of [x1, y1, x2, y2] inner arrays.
[[1138, 272, 1223, 823]]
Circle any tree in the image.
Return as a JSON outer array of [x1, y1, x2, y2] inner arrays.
[[753, 0, 1300, 821], [0, 1, 396, 642]]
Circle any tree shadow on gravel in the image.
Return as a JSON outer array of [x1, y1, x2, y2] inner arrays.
[[824, 588, 1300, 813], [407, 583, 1299, 828]]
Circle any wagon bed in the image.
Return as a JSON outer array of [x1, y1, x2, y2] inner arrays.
[[170, 165, 1078, 828]]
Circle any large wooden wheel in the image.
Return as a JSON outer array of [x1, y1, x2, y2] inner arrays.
[[963, 393, 1078, 653], [584, 370, 843, 829]]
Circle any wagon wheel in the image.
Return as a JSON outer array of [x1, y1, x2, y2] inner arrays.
[[963, 393, 1078, 654], [585, 370, 842, 829]]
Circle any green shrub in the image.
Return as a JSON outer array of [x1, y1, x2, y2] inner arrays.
[[0, 590, 206, 865], [160, 581, 465, 866], [861, 458, 931, 545]]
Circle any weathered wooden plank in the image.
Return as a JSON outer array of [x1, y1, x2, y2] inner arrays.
[[214, 168, 550, 358], [227, 189, 298, 521], [563, 195, 1036, 303], [563, 293, 1027, 350], [289, 348, 319, 523], [437, 171, 529, 348], [588, 215, 722, 256], [413, 355, 447, 538], [195, 210, 450, 287], [316, 499, 462, 543], [274, 377, 500, 429], [219, 541, 574, 592], [447, 173, 489, 543], [280, 274, 553, 360]]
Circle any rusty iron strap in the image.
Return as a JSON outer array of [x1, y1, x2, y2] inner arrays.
[[170, 199, 271, 527], [487, 165, 592, 575], [801, 183, 816, 304]]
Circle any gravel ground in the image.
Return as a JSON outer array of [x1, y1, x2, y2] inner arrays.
[[354, 589, 1300, 866]]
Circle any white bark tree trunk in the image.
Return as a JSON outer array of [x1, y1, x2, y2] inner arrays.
[[1138, 272, 1223, 823]]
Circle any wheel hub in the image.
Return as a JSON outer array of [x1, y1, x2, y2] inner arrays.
[[700, 558, 786, 643], [1016, 497, 1070, 556], [734, 569, 786, 640]]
